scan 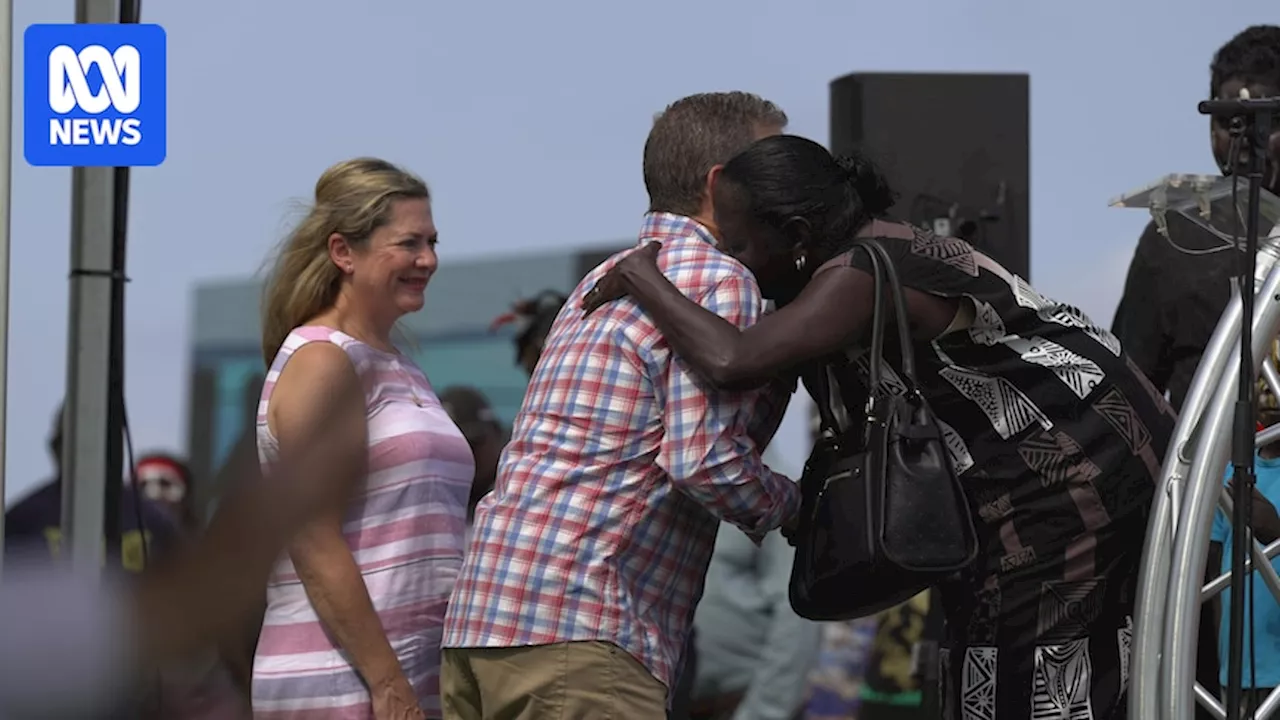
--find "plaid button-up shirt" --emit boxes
[442,213,800,690]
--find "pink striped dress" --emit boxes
[252,326,473,719]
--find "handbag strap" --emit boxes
[812,238,926,436]
[810,237,922,435]
[844,240,890,394]
[808,365,841,438]
[852,238,918,383]
[810,243,886,436]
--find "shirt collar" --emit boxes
[638,212,717,247]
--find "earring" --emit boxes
[345,264,353,273]
[795,255,807,271]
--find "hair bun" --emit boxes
[835,154,896,215]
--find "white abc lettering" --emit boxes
[49,118,142,146]
[47,44,141,115]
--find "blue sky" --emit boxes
[4,0,1277,500]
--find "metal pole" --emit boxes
[105,0,141,568]
[1164,263,1280,720]
[1132,223,1280,718]
[61,0,120,574]
[0,0,13,565]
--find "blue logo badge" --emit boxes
[24,23,167,167]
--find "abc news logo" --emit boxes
[48,44,143,147]
[24,24,167,167]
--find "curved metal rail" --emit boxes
[1132,236,1280,720]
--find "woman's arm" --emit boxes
[594,246,955,388]
[267,343,419,713]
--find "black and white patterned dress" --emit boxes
[814,221,1174,720]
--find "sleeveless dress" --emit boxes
[251,326,474,719]
[814,221,1175,720]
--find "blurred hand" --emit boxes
[781,516,799,546]
[780,490,803,546]
[581,242,662,315]
[371,678,426,720]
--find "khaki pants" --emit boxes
[441,641,667,719]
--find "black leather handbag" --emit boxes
[789,238,979,622]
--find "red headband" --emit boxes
[134,456,188,485]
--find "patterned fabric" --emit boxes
[1114,216,1227,718]
[442,213,799,692]
[252,327,473,719]
[818,221,1175,720]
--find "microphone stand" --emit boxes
[1199,94,1280,719]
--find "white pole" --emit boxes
[62,0,119,574]
[0,0,14,565]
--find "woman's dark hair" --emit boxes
[719,134,896,253]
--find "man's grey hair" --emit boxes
[642,92,787,217]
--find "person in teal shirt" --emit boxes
[1212,458,1280,711]
[1212,346,1280,712]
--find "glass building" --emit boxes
[186,244,625,511]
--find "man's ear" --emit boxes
[706,164,724,198]
[700,164,728,242]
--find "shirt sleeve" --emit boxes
[743,382,792,465]
[1112,223,1174,392]
[731,532,823,720]
[655,274,800,540]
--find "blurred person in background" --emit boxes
[802,617,878,720]
[492,289,570,376]
[4,404,180,574]
[687,448,822,720]
[4,411,186,718]
[129,452,252,718]
[1111,25,1280,710]
[1204,336,1280,714]
[442,92,798,719]
[254,157,474,719]
[209,430,270,708]
[856,592,932,720]
[134,452,200,534]
[439,385,506,542]
[0,382,414,719]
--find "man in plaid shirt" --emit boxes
[441,92,801,719]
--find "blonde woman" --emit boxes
[253,158,474,719]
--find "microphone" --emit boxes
[1198,96,1280,119]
